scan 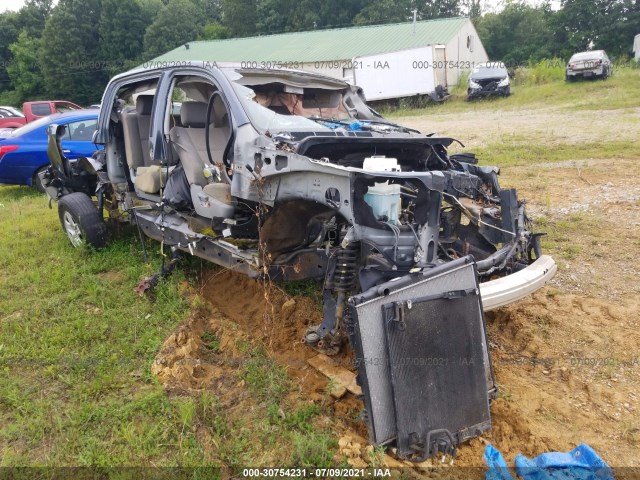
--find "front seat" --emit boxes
[169,97,230,187]
[169,98,234,219]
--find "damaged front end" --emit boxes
[249,126,554,459]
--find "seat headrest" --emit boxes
[136,95,154,116]
[180,101,208,128]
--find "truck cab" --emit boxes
[0,100,82,129]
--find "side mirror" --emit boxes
[91,129,99,144]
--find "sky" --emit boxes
[0,0,26,13]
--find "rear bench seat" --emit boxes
[122,94,172,194]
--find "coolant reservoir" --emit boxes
[362,156,401,224]
[362,156,399,172]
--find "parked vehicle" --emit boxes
[468,61,510,99]
[0,100,82,129]
[0,106,24,119]
[566,50,612,81]
[0,110,100,191]
[43,64,556,459]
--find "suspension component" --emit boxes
[334,242,359,292]
[304,242,360,355]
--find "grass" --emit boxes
[535,211,602,259]
[0,187,206,466]
[466,140,640,168]
[385,67,640,117]
[0,186,336,470]
[280,279,322,302]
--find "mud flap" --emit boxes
[347,256,495,459]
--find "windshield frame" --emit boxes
[229,81,340,134]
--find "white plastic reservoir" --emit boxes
[362,156,401,224]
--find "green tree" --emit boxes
[353,0,413,26]
[7,31,44,102]
[99,0,149,77]
[475,1,557,65]
[558,0,640,56]
[200,23,232,39]
[139,0,165,26]
[255,0,292,34]
[418,0,461,19]
[16,0,53,37]
[461,0,483,18]
[0,12,19,95]
[143,0,204,58]
[255,0,366,34]
[40,0,106,104]
[294,0,368,29]
[221,0,257,37]
[193,0,224,21]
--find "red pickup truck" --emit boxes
[0,100,82,129]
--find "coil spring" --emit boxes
[334,242,359,292]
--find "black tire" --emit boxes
[58,192,107,249]
[32,166,48,193]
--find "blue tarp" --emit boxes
[485,444,515,480]
[485,444,615,480]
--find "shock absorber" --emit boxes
[334,242,360,293]
[332,242,360,340]
[304,242,360,355]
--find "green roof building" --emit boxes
[147,17,488,99]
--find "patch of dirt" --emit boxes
[502,157,640,299]
[151,307,253,408]
[152,106,640,476]
[198,271,367,435]
[485,292,640,468]
[154,267,640,476]
[397,105,640,148]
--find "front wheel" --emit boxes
[58,192,107,249]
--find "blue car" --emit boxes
[0,110,101,192]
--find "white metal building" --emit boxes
[148,17,489,98]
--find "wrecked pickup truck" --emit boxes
[42,64,556,461]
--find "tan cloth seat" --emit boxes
[134,165,174,194]
[122,94,178,194]
[169,97,230,186]
[122,95,154,170]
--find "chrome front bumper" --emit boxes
[479,255,557,311]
